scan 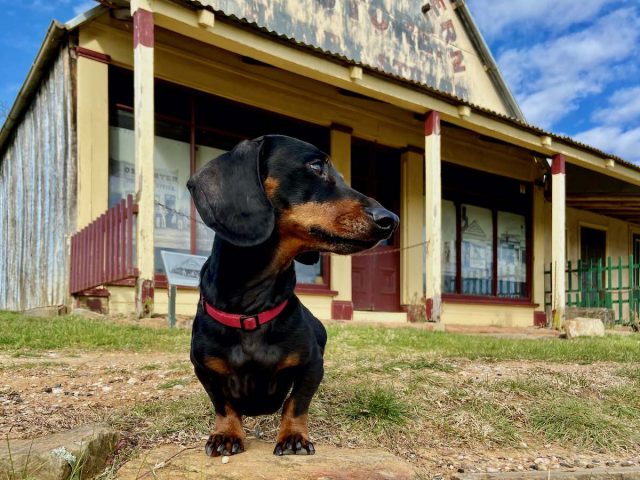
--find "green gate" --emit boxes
[544,256,640,325]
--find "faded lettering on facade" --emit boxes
[206,0,471,100]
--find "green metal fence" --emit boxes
[544,256,640,325]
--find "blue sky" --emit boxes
[0,0,639,163]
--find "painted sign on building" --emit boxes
[206,0,471,100]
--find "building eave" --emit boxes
[452,0,525,121]
[0,4,107,157]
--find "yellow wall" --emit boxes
[80,15,638,328]
[298,294,333,321]
[442,303,533,328]
[154,288,200,316]
[108,285,333,320]
[400,150,425,305]
[76,30,110,228]
[542,202,638,321]
[108,286,136,315]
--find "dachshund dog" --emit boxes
[187,135,399,457]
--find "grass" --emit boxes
[0,312,190,353]
[341,385,410,431]
[2,311,640,462]
[2,312,640,364]
[326,324,640,363]
[157,378,192,389]
[528,398,640,449]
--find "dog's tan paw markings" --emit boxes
[273,434,315,456]
[205,434,244,457]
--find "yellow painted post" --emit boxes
[76,48,109,229]
[425,112,443,327]
[551,154,566,328]
[400,149,425,307]
[330,125,353,320]
[132,0,156,317]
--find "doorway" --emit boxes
[350,139,401,312]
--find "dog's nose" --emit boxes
[365,207,399,232]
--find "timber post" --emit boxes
[424,111,443,327]
[132,0,156,317]
[551,153,566,328]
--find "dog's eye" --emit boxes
[308,160,324,174]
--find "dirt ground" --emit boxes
[2,345,638,477]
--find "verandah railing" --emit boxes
[544,256,640,325]
[70,195,139,294]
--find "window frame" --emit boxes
[441,171,534,306]
[108,68,331,291]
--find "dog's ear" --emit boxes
[295,251,320,265]
[187,138,275,247]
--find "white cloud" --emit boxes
[496,7,640,128]
[591,86,640,125]
[575,125,640,164]
[467,0,610,40]
[74,1,95,16]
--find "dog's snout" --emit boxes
[365,207,399,232]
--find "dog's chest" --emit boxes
[228,334,283,370]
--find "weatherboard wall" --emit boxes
[0,46,76,311]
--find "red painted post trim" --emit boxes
[133,9,154,48]
[126,195,134,275]
[75,47,111,64]
[331,300,354,320]
[552,154,565,175]
[424,111,441,136]
[425,297,434,321]
[119,199,126,278]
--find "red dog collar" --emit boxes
[203,299,289,331]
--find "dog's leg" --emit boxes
[274,360,323,455]
[195,366,245,456]
[205,403,245,457]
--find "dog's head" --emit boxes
[187,135,399,262]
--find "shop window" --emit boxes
[107,66,330,288]
[441,162,531,301]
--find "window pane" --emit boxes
[461,205,493,296]
[108,124,135,208]
[442,200,456,293]
[194,144,227,256]
[108,113,193,275]
[153,123,192,274]
[295,260,324,285]
[498,212,527,298]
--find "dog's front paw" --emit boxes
[205,433,245,457]
[273,433,315,456]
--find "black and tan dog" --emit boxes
[187,135,398,457]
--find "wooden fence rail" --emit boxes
[544,256,640,324]
[70,195,139,294]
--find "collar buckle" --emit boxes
[239,314,259,331]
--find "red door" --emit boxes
[351,139,401,312]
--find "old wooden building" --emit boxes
[2,0,639,327]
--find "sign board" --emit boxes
[205,0,472,101]
[160,251,208,287]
